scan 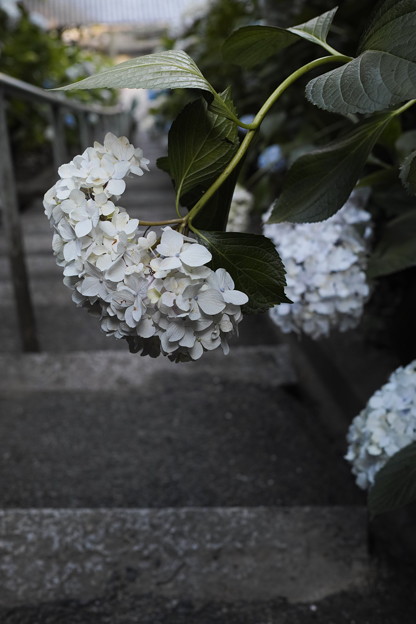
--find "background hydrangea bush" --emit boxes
[263,190,372,339]
[346,360,416,490]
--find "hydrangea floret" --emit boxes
[346,360,416,489]
[262,190,372,339]
[43,132,248,361]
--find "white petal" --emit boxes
[100,221,117,237]
[180,243,211,267]
[75,219,92,238]
[215,267,234,290]
[197,289,226,315]
[105,258,126,282]
[223,289,249,305]
[137,318,156,338]
[96,254,113,271]
[157,228,183,256]
[106,178,126,196]
[63,239,80,262]
[166,322,185,343]
[190,341,204,360]
[79,276,100,297]
[159,256,182,271]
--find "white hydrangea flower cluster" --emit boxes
[346,360,416,489]
[226,184,254,233]
[43,132,248,361]
[262,190,372,339]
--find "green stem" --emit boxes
[187,54,351,227]
[140,218,185,227]
[391,99,416,117]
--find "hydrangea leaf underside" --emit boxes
[367,209,416,278]
[223,8,338,68]
[199,230,289,314]
[400,149,416,194]
[269,114,392,224]
[167,93,239,206]
[54,50,214,93]
[369,442,416,517]
[306,0,416,114]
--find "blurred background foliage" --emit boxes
[0,1,115,172]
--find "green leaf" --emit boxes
[222,8,338,68]
[306,0,416,114]
[289,6,338,47]
[198,230,290,313]
[55,50,214,93]
[367,209,416,278]
[400,150,416,194]
[192,164,242,232]
[358,0,416,60]
[269,113,392,224]
[207,91,243,125]
[156,156,170,174]
[167,93,239,206]
[369,442,416,517]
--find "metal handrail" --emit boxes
[0,72,136,352]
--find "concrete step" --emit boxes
[0,344,294,392]
[0,346,362,508]
[0,507,369,610]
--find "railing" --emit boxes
[0,72,136,352]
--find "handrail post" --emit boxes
[49,103,68,169]
[78,111,91,151]
[0,91,40,352]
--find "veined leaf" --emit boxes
[168,92,239,206]
[269,113,392,224]
[367,209,416,278]
[306,0,416,114]
[289,6,338,47]
[55,50,214,93]
[400,150,416,195]
[369,442,416,517]
[359,0,416,60]
[223,8,338,68]
[198,230,289,313]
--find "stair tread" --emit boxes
[0,506,369,607]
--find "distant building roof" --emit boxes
[23,0,207,27]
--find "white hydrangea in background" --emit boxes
[262,190,372,339]
[44,132,248,362]
[346,361,416,489]
[226,184,254,233]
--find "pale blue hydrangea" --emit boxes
[346,361,416,489]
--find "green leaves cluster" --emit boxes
[223,8,339,68]
[369,442,416,517]
[307,0,416,115]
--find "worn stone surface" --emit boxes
[0,377,362,508]
[0,507,370,608]
[0,344,294,391]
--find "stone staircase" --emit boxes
[0,131,411,622]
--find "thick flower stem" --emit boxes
[186,54,351,228]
